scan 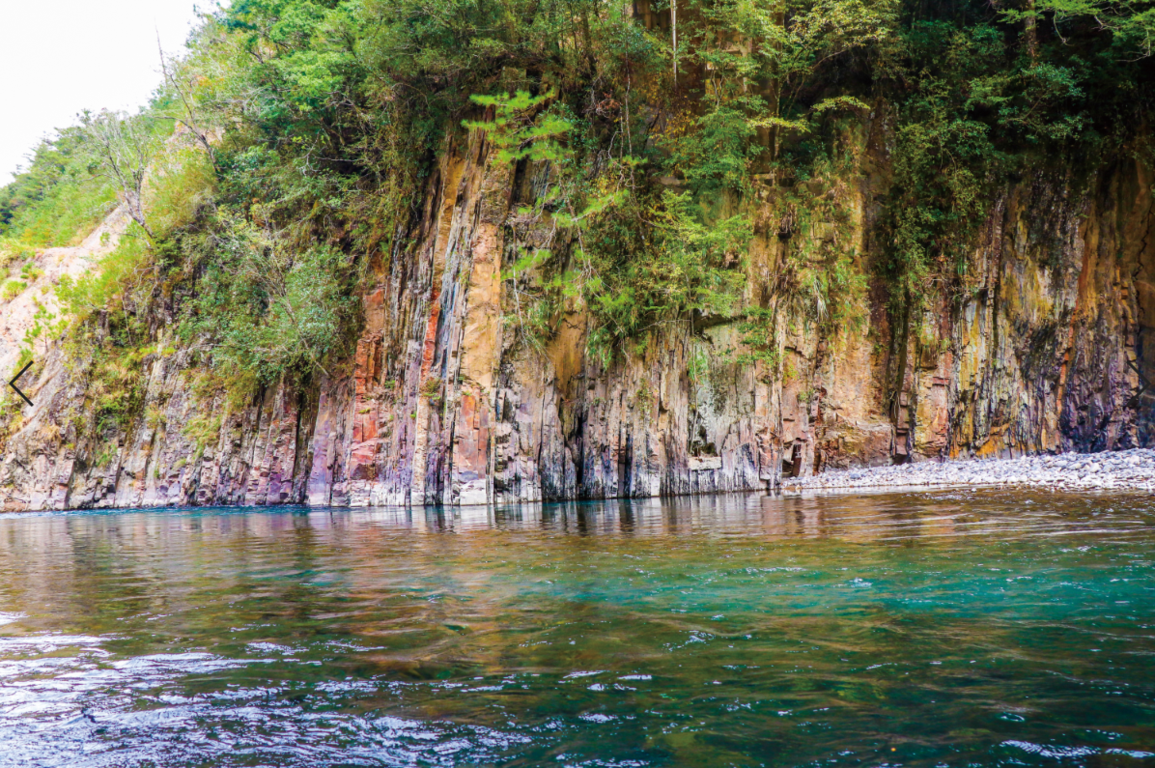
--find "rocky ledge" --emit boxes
[782,449,1155,494]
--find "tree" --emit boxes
[685,0,899,171]
[1002,0,1155,58]
[157,37,218,169]
[80,110,161,239]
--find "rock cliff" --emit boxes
[1,121,1153,510]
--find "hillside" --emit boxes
[0,0,1153,509]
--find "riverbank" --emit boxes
[782,449,1155,494]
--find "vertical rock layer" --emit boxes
[1,128,1152,510]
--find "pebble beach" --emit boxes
[782,449,1155,493]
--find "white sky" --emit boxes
[0,0,210,185]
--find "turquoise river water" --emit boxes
[0,490,1153,767]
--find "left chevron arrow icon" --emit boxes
[8,361,33,407]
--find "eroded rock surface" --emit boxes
[1,125,1153,510]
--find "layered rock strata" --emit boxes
[1,124,1153,510]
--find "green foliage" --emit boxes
[0,126,118,249]
[1,280,26,301]
[666,106,758,193]
[688,348,711,382]
[85,344,151,434]
[20,299,64,363]
[145,142,216,237]
[94,442,119,467]
[78,110,170,240]
[0,240,37,269]
[501,162,752,364]
[0,0,1152,435]
[420,377,444,410]
[736,307,783,375]
[689,0,899,162]
[53,228,159,436]
[180,219,357,386]
[738,152,868,368]
[881,0,1149,314]
[464,90,574,165]
[145,403,167,431]
[635,382,654,413]
[183,412,223,455]
[57,229,153,320]
[589,190,750,335]
[1002,0,1155,59]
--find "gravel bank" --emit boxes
[782,449,1155,493]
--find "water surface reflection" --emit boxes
[0,490,1153,766]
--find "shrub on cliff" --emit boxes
[1,0,1152,398]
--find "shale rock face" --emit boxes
[1,126,1153,510]
[923,160,1155,459]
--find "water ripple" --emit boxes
[0,489,1152,766]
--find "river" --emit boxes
[0,490,1152,766]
